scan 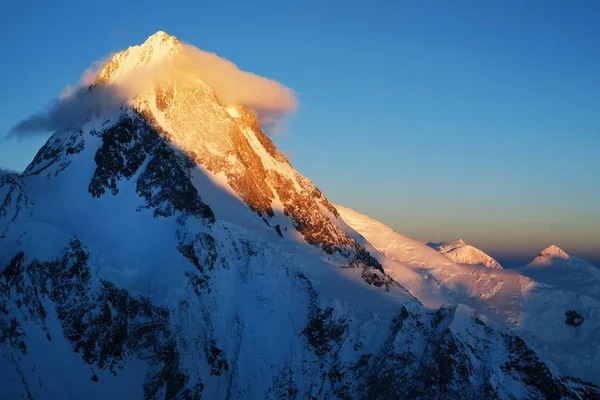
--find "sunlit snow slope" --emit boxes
[427,239,503,269]
[336,204,600,387]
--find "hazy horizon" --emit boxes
[332,202,600,268]
[1,1,598,263]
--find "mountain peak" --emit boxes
[526,245,572,268]
[143,30,180,48]
[96,30,181,84]
[538,245,569,259]
[426,239,503,269]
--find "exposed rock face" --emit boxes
[25,127,86,178]
[0,173,33,238]
[1,240,201,399]
[88,112,162,198]
[565,310,584,327]
[3,237,597,399]
[1,31,598,399]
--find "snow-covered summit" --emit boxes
[96,31,181,84]
[427,239,503,269]
[146,30,179,44]
[527,245,571,267]
[523,244,600,283]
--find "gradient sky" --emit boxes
[0,0,598,264]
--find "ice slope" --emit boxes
[427,239,503,269]
[336,204,600,386]
[1,31,598,399]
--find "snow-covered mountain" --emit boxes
[517,245,600,297]
[336,205,600,392]
[1,32,599,399]
[427,239,503,269]
[527,245,599,275]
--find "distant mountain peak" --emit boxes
[427,239,503,269]
[524,245,600,290]
[538,245,570,259]
[526,245,573,268]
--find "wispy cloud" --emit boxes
[10,35,297,137]
[178,43,298,126]
[9,83,125,137]
[60,54,113,99]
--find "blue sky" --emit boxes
[0,0,598,264]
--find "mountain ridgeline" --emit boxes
[1,32,598,399]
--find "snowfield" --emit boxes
[336,204,600,386]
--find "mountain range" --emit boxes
[1,31,598,400]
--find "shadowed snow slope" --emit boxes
[1,32,599,399]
